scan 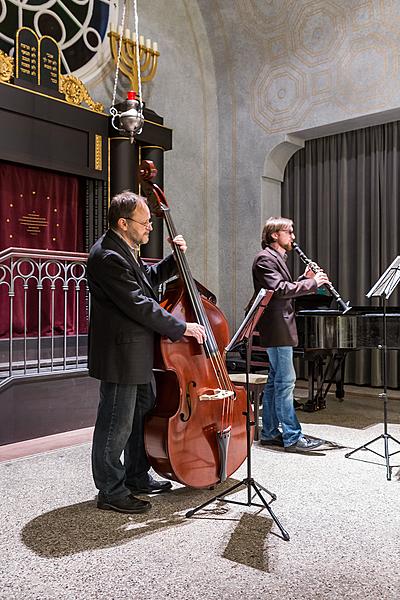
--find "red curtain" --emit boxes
[0,162,86,337]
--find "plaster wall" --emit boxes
[197,0,400,328]
[91,0,219,297]
[91,0,400,331]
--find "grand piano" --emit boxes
[296,295,400,411]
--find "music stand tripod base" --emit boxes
[345,394,400,481]
[185,476,290,541]
[345,259,400,481]
[185,288,290,542]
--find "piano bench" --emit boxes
[228,373,267,441]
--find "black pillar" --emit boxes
[109,137,139,197]
[140,145,164,259]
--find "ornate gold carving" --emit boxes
[59,74,104,113]
[0,50,14,83]
[95,135,102,171]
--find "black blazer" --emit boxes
[87,229,186,384]
[252,246,317,347]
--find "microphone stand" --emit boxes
[186,289,290,542]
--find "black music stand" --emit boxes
[345,256,400,480]
[186,288,290,541]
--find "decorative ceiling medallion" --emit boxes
[289,1,346,67]
[252,63,307,133]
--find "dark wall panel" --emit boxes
[0,109,88,173]
[0,81,108,181]
[0,375,99,446]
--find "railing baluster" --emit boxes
[9,257,14,377]
[23,281,27,375]
[51,282,55,372]
[9,294,13,378]
[75,283,79,368]
[37,260,42,374]
[63,277,68,371]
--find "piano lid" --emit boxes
[296,306,400,349]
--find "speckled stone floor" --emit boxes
[1,393,400,600]
[296,383,400,428]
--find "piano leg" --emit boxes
[334,353,347,400]
[302,355,326,412]
[314,356,326,410]
[302,357,316,412]
[302,352,348,412]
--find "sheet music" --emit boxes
[366,256,400,299]
[226,288,272,352]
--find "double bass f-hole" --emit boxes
[181,380,196,422]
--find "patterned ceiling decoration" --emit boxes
[238,0,290,34]
[247,0,400,134]
[290,2,346,67]
[254,64,307,134]
[334,33,396,113]
[0,0,116,81]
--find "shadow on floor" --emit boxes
[296,390,400,429]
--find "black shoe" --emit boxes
[128,474,172,494]
[260,435,284,447]
[285,435,324,453]
[97,493,151,514]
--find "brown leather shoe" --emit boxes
[97,493,151,514]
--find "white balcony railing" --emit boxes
[0,247,89,389]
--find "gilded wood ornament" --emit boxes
[60,74,104,113]
[0,50,14,83]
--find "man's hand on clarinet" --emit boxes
[184,322,207,344]
[304,262,320,278]
[314,270,330,287]
[303,263,330,287]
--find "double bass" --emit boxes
[139,160,251,489]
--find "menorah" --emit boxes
[108,25,160,92]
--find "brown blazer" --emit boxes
[252,246,317,347]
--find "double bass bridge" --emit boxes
[199,389,235,402]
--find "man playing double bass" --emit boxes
[87,190,206,514]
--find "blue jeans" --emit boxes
[261,346,301,447]
[91,381,154,500]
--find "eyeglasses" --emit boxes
[126,217,153,229]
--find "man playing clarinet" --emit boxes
[252,217,329,452]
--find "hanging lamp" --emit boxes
[109,0,144,143]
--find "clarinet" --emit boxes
[292,242,351,313]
